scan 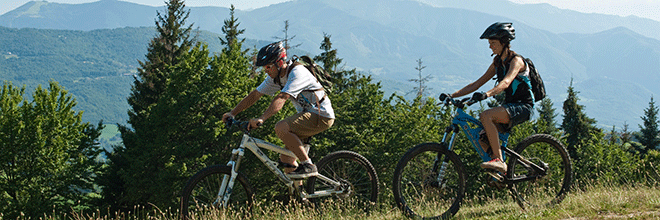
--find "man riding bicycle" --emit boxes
[441,22,534,173]
[222,41,335,179]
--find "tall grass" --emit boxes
[9,184,660,220]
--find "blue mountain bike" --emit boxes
[392,96,573,219]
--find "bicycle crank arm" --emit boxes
[301,189,346,199]
[314,174,343,187]
[503,147,547,174]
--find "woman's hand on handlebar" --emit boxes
[439,93,452,102]
[471,92,487,102]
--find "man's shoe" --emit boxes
[480,158,507,173]
[287,163,318,179]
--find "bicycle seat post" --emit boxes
[302,137,312,154]
[304,144,311,154]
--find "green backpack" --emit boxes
[290,55,334,93]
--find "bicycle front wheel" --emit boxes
[507,134,573,210]
[180,165,253,219]
[392,143,466,219]
[306,150,379,207]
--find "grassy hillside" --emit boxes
[34,184,660,219]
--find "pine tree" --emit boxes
[220,5,246,52]
[407,58,432,98]
[634,96,660,153]
[537,98,559,133]
[609,125,619,144]
[621,121,632,144]
[314,33,345,90]
[125,0,194,125]
[102,0,195,210]
[561,80,599,159]
[314,33,343,75]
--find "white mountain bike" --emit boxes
[180,118,379,219]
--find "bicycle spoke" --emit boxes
[508,134,572,210]
[393,143,465,219]
[307,151,379,208]
[180,165,253,219]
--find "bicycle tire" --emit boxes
[507,134,573,210]
[180,165,254,219]
[306,150,379,207]
[392,143,466,220]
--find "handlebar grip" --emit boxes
[466,99,477,106]
[225,117,236,128]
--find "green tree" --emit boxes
[314,33,345,92]
[100,1,279,208]
[0,81,102,219]
[220,4,246,52]
[125,0,194,126]
[573,131,639,185]
[634,96,660,153]
[101,0,195,210]
[561,80,600,159]
[609,125,619,144]
[537,97,559,133]
[621,121,632,144]
[314,33,343,75]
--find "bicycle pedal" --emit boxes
[289,175,316,180]
[483,168,497,173]
[484,168,506,174]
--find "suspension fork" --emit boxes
[434,125,458,186]
[216,135,249,207]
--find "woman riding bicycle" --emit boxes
[441,22,534,173]
[222,42,335,179]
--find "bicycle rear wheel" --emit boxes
[180,165,253,219]
[507,134,572,210]
[306,150,379,207]
[392,143,466,219]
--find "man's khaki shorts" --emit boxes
[282,112,334,139]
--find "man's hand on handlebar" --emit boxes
[222,112,234,123]
[248,118,264,130]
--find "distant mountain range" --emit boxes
[1,0,659,129]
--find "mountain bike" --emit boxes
[392,96,573,219]
[180,118,379,219]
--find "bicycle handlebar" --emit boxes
[439,96,478,109]
[225,117,262,133]
[225,117,250,132]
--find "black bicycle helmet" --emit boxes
[480,22,515,42]
[255,41,286,67]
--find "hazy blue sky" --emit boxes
[3,0,660,22]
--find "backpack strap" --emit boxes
[513,55,535,103]
[288,57,327,126]
[495,53,535,103]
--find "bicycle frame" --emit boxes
[437,99,547,183]
[442,107,509,162]
[216,133,345,208]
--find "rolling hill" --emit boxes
[1,0,659,129]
